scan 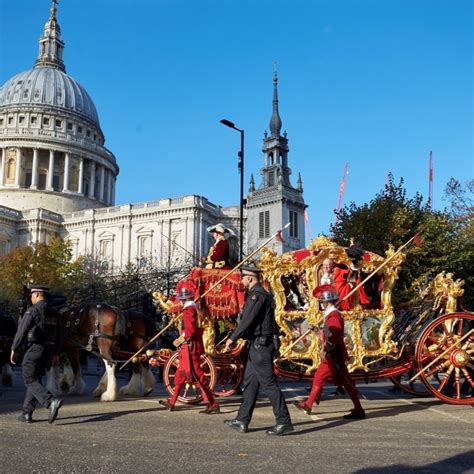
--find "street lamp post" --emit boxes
[220,119,244,261]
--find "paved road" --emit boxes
[1,365,473,473]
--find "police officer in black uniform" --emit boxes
[223,265,293,436]
[10,286,62,423]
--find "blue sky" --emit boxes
[1,0,472,237]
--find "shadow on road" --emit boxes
[57,406,161,425]
[290,399,442,436]
[354,450,474,473]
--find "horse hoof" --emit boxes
[100,392,117,402]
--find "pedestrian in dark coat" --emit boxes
[223,265,293,436]
[10,286,62,423]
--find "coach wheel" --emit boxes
[389,372,431,397]
[213,358,244,397]
[415,312,474,405]
[163,352,217,405]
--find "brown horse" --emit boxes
[48,303,156,401]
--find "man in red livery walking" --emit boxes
[293,285,365,419]
[159,288,220,414]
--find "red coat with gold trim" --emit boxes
[180,302,204,356]
[333,267,369,310]
[205,238,230,269]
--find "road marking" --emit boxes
[370,389,474,424]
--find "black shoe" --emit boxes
[266,423,294,436]
[48,398,62,424]
[224,419,248,433]
[18,413,33,423]
[343,409,366,420]
[159,399,175,411]
[293,400,312,415]
[199,404,220,415]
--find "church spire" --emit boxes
[249,173,255,193]
[269,63,282,137]
[35,0,66,72]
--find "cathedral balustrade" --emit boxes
[0,127,117,167]
[0,205,22,220]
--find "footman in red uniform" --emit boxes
[159,287,220,414]
[293,285,365,419]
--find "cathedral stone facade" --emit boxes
[0,1,305,269]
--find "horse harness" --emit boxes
[63,303,122,352]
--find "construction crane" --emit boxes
[428,151,433,208]
[336,162,349,213]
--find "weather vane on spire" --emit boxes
[50,0,59,18]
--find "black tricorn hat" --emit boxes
[345,243,365,261]
[240,265,263,276]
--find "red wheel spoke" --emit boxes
[461,368,474,388]
[436,366,454,392]
[426,359,450,378]
[454,369,461,399]
[457,318,463,337]
[462,340,474,351]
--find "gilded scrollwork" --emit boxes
[152,239,466,377]
[259,237,406,373]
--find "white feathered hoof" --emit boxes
[93,386,104,398]
[100,389,118,402]
[119,372,142,397]
[143,368,156,396]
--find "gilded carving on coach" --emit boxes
[259,238,406,373]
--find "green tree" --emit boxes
[330,175,473,308]
[442,178,474,309]
[0,238,85,313]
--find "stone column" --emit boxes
[0,148,5,186]
[30,148,39,189]
[47,149,55,190]
[62,152,70,192]
[99,165,105,202]
[78,157,84,194]
[14,148,22,187]
[107,171,113,205]
[89,161,96,199]
[111,177,116,204]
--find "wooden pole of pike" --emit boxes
[276,233,420,361]
[120,223,291,370]
[408,328,473,383]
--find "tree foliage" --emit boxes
[0,238,194,317]
[0,238,85,313]
[330,175,473,309]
